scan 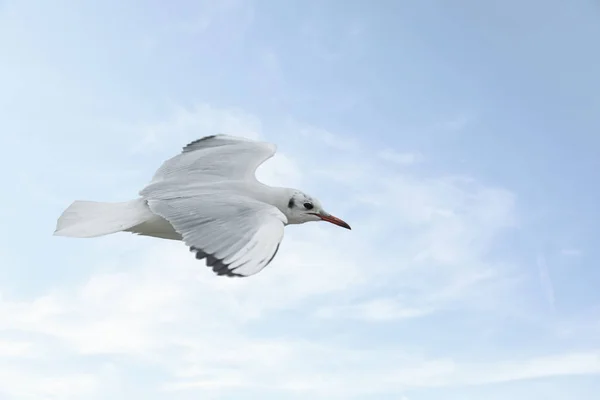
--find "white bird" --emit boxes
[54,135,351,277]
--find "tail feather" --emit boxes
[54,199,152,238]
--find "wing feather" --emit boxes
[147,196,286,277]
[144,134,276,190]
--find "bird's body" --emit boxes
[54,135,350,277]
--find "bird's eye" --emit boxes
[303,202,314,210]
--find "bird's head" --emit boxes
[284,191,351,230]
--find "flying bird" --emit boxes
[54,135,351,277]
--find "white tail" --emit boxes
[54,198,153,238]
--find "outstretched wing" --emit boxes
[139,135,286,277]
[147,195,287,277]
[145,135,276,188]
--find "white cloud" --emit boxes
[0,364,100,400]
[0,338,34,358]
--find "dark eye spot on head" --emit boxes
[303,202,314,210]
[288,198,295,208]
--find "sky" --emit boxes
[1,0,599,399]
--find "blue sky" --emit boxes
[1,0,599,399]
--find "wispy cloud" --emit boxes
[537,252,556,309]
[0,339,34,358]
[170,0,254,36]
[378,149,424,165]
[314,297,434,321]
[129,103,262,155]
[561,248,583,257]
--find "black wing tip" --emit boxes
[190,246,246,278]
[266,244,280,265]
[182,135,218,152]
[190,242,280,279]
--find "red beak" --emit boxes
[314,212,351,230]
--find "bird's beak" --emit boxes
[315,212,351,230]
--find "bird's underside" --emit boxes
[124,200,282,278]
[125,211,183,241]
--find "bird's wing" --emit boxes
[146,195,287,277]
[146,134,276,186]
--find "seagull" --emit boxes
[54,135,351,277]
